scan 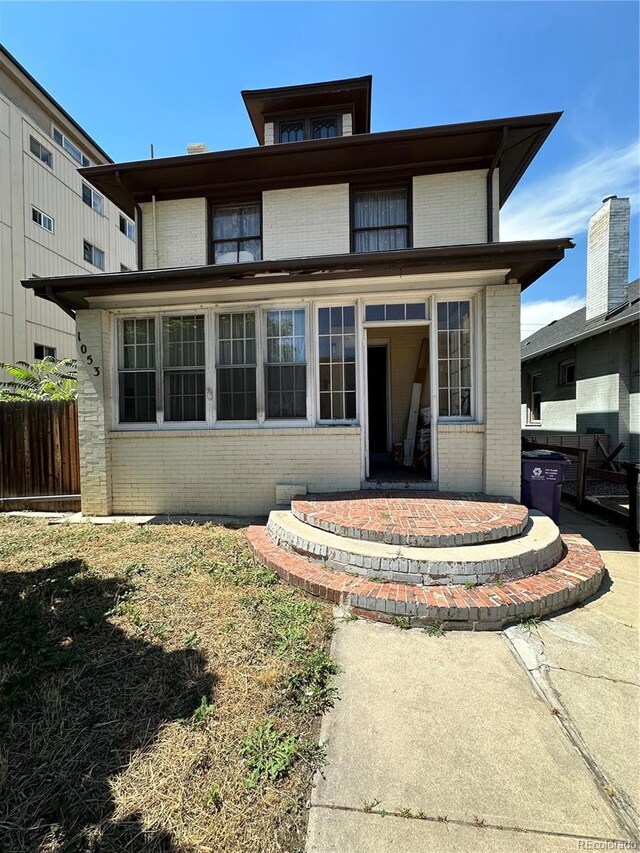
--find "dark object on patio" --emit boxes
[521,450,570,524]
[623,462,639,551]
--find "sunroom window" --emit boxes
[118,318,156,423]
[437,300,472,417]
[162,316,206,422]
[217,312,257,420]
[318,306,356,420]
[265,309,307,419]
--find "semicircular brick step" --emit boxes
[292,492,529,547]
[247,526,605,631]
[266,509,563,586]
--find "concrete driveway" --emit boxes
[306,507,639,852]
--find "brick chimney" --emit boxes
[585,195,630,322]
[187,143,208,155]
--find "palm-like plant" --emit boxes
[0,357,78,401]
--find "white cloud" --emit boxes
[521,295,585,340]
[502,140,640,241]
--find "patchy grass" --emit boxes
[0,517,335,853]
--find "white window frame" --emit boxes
[52,127,90,167]
[32,206,54,234]
[262,304,311,425]
[29,135,53,168]
[213,309,258,425]
[435,295,477,423]
[527,372,542,426]
[558,358,576,386]
[82,182,104,215]
[316,303,358,424]
[119,215,136,241]
[83,240,105,270]
[34,343,56,360]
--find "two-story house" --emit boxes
[0,45,137,365]
[24,76,573,516]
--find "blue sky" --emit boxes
[1,1,638,335]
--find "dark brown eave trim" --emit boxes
[79,112,562,219]
[24,239,574,310]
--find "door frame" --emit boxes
[365,338,392,468]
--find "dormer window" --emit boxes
[278,115,340,143]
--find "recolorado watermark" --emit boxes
[577,842,638,850]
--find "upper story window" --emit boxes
[29,136,53,168]
[527,373,542,424]
[83,240,104,270]
[277,115,340,143]
[53,128,91,166]
[119,215,135,241]
[352,187,410,253]
[34,343,56,360]
[32,206,54,233]
[559,359,576,385]
[212,203,261,264]
[82,182,103,215]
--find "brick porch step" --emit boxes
[246,525,605,631]
[292,491,529,547]
[266,509,563,586]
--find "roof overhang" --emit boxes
[241,76,372,144]
[24,239,574,313]
[78,112,562,220]
[522,307,639,362]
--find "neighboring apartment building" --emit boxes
[25,76,573,516]
[0,45,136,365]
[521,196,639,463]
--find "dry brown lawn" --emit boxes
[0,517,336,853]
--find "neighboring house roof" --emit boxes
[78,111,562,219]
[0,43,113,164]
[521,278,640,362]
[24,238,574,313]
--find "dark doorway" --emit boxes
[367,345,389,459]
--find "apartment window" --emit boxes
[437,300,472,418]
[277,115,340,143]
[212,204,261,264]
[83,240,104,270]
[559,359,576,385]
[528,374,542,424]
[318,306,356,421]
[119,318,156,423]
[162,316,206,422]
[32,206,54,233]
[82,183,103,215]
[34,343,56,360]
[352,188,409,252]
[119,215,135,241]
[265,309,306,419]
[120,264,131,272]
[29,136,53,168]
[53,128,90,166]
[217,312,257,420]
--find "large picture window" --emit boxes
[352,188,409,253]
[437,300,472,418]
[217,312,257,420]
[265,309,307,419]
[318,306,356,421]
[212,204,261,264]
[162,316,206,422]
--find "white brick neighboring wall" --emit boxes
[76,309,112,515]
[109,428,361,515]
[413,170,489,248]
[140,198,207,269]
[484,283,521,498]
[262,184,350,259]
[438,424,484,492]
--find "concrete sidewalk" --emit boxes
[306,507,639,852]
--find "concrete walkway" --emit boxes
[306,507,639,852]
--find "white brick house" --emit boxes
[25,76,573,516]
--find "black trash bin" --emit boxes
[622,462,640,552]
[521,450,570,523]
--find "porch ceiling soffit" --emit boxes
[23,239,573,312]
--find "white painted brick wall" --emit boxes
[264,122,275,145]
[76,309,112,515]
[342,113,353,136]
[109,429,361,515]
[585,197,630,321]
[484,283,521,498]
[262,184,350,259]
[140,198,207,269]
[413,170,488,248]
[438,424,484,492]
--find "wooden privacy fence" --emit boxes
[0,401,80,511]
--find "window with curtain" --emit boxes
[352,188,409,253]
[217,312,257,420]
[437,300,472,417]
[212,204,261,264]
[162,316,205,421]
[119,318,156,423]
[265,309,306,419]
[318,306,356,420]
